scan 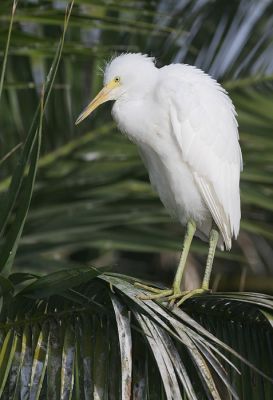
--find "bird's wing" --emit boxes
[161,64,242,249]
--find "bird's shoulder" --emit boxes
[156,63,241,165]
[157,64,229,108]
[158,63,215,91]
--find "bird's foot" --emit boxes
[134,282,210,307]
[134,282,173,300]
[169,287,210,307]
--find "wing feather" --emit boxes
[162,64,242,249]
[193,172,232,249]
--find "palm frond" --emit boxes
[1,270,273,399]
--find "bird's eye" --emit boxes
[114,76,121,83]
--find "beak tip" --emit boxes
[75,115,84,125]
[75,83,109,126]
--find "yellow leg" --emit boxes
[135,220,196,301]
[135,225,219,306]
[172,219,196,294]
[175,228,219,306]
[202,229,219,290]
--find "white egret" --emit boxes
[76,53,242,305]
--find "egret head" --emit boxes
[75,53,157,125]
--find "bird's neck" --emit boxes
[111,71,159,143]
[112,96,152,144]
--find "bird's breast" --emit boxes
[112,97,168,147]
[112,96,210,232]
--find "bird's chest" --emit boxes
[112,98,168,149]
[111,97,207,225]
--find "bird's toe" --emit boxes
[134,281,211,305]
[176,288,210,307]
[134,282,172,300]
[137,289,173,300]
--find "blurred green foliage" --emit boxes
[0,0,273,287]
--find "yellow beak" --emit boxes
[75,79,118,125]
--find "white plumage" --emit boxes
[76,53,243,303]
[107,54,242,250]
